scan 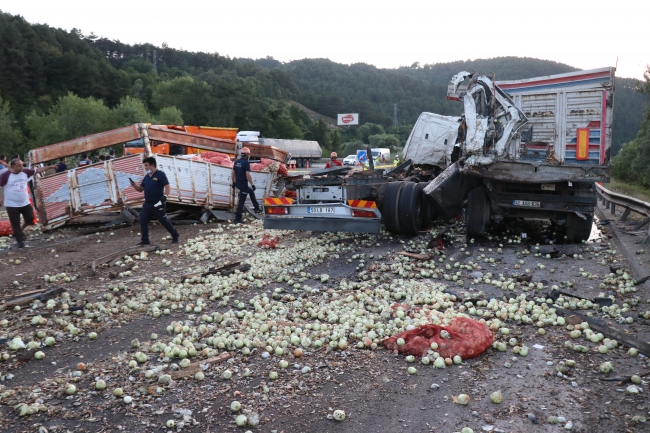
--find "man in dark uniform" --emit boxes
[232,147,262,223]
[130,156,179,245]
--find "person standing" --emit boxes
[324,152,343,169]
[130,157,179,245]
[0,154,8,170]
[108,149,116,160]
[79,153,92,167]
[231,147,262,224]
[55,157,68,173]
[0,158,56,247]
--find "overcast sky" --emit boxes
[1,0,646,79]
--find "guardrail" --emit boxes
[595,183,650,243]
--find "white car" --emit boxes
[343,155,358,165]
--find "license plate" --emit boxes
[541,183,555,191]
[308,207,335,214]
[513,200,541,207]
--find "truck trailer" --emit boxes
[264,67,615,242]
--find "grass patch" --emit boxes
[606,178,650,203]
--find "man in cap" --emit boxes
[232,147,262,224]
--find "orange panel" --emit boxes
[576,128,589,160]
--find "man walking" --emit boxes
[0,158,56,247]
[129,156,179,245]
[232,147,262,223]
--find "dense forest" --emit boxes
[0,10,647,166]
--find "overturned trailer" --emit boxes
[28,123,290,230]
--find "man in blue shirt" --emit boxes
[231,147,262,223]
[55,158,68,173]
[130,156,179,245]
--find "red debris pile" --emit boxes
[383,316,494,359]
[261,158,288,176]
[282,190,297,198]
[258,235,279,249]
[0,220,12,236]
[200,152,234,168]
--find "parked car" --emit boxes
[343,155,359,165]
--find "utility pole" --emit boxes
[393,104,398,127]
[153,49,157,72]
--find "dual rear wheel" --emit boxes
[382,182,430,235]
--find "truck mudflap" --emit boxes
[263,200,381,233]
[422,162,481,221]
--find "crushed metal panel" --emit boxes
[234,171,276,209]
[156,156,209,205]
[37,171,71,224]
[210,164,234,209]
[113,154,145,206]
[403,113,461,167]
[147,126,290,163]
[28,125,142,164]
[72,162,114,213]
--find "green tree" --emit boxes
[155,106,184,125]
[271,116,303,139]
[25,92,112,147]
[611,66,650,187]
[0,96,25,157]
[306,118,332,151]
[330,130,342,153]
[369,133,400,151]
[151,77,216,126]
[111,96,152,127]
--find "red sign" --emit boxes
[341,114,355,124]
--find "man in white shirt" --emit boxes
[0,158,56,247]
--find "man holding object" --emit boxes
[0,158,56,248]
[130,157,179,245]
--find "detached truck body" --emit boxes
[410,67,614,241]
[264,67,615,241]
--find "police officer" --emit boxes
[130,156,179,245]
[232,147,262,223]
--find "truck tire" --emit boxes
[565,212,593,243]
[382,182,405,234]
[466,187,490,237]
[398,182,424,235]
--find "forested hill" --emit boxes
[0,10,646,159]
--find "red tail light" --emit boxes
[265,206,289,215]
[352,210,376,218]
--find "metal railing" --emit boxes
[595,183,650,243]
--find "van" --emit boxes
[371,148,390,163]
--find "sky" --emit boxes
[0,0,647,79]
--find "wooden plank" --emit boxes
[554,307,650,357]
[397,251,432,260]
[80,222,130,235]
[4,286,66,308]
[170,352,232,380]
[180,260,239,281]
[91,245,159,273]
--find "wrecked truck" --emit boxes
[27,123,290,230]
[264,67,614,241]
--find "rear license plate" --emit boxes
[308,207,335,214]
[513,200,541,207]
